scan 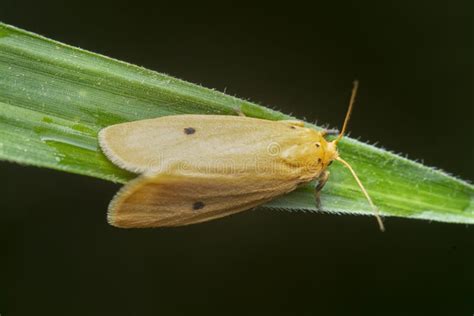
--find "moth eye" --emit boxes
[315,142,321,148]
[318,158,322,164]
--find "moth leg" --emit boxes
[321,129,339,137]
[315,170,330,209]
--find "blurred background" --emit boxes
[1,1,473,315]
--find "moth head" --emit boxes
[315,138,339,168]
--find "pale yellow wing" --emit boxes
[108,171,299,228]
[98,115,323,176]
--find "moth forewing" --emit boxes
[98,115,328,177]
[107,171,303,228]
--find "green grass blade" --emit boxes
[0,22,472,224]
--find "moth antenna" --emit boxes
[335,80,359,144]
[336,157,385,232]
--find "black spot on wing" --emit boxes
[184,127,196,135]
[193,201,205,210]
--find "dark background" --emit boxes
[1,1,473,315]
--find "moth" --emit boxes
[99,81,384,230]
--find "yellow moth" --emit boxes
[99,81,385,230]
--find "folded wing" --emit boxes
[98,115,311,174]
[108,171,299,228]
